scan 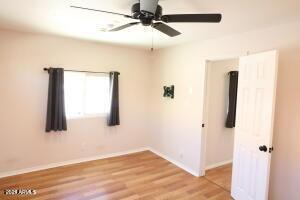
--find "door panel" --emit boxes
[231,50,278,200]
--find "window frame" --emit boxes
[64,71,110,120]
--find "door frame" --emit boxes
[199,50,278,199]
[199,58,239,176]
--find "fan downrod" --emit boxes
[131,3,162,26]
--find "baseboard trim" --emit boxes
[0,147,149,179]
[205,160,233,170]
[148,148,200,177]
[0,147,201,179]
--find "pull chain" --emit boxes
[151,27,154,52]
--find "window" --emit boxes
[64,72,110,119]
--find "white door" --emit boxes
[231,50,278,200]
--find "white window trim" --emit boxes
[64,72,110,120]
[67,113,108,120]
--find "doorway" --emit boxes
[200,50,278,200]
[202,58,239,192]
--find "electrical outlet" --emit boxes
[4,157,18,164]
[96,145,105,151]
[179,150,184,159]
[81,142,86,150]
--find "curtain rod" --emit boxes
[43,68,113,74]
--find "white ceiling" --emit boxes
[0,0,299,49]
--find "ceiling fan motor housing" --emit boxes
[140,0,159,15]
[131,3,162,26]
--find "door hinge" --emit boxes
[269,147,274,153]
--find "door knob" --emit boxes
[259,145,268,152]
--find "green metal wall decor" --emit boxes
[163,85,174,99]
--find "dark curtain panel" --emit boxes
[46,68,67,132]
[107,71,120,126]
[226,71,239,128]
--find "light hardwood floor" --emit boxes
[0,151,232,200]
[205,164,232,192]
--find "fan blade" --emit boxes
[109,22,140,31]
[70,6,132,18]
[152,22,181,37]
[161,14,222,23]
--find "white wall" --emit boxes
[150,21,300,200]
[0,30,151,173]
[149,49,206,175]
[205,59,238,168]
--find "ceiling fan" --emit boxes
[71,0,222,37]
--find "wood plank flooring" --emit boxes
[0,151,232,200]
[205,164,232,192]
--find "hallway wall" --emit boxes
[205,59,238,169]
